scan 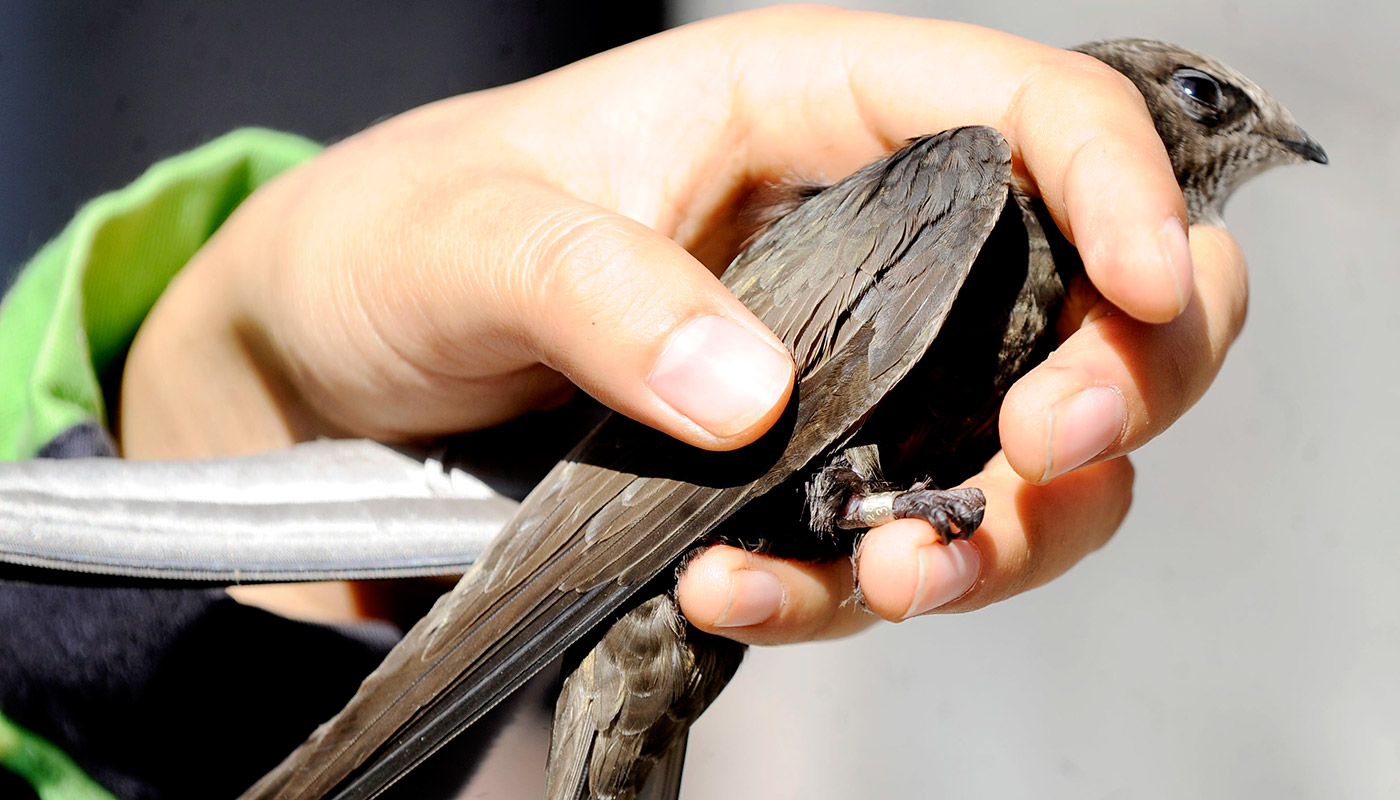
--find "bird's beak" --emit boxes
[1278,129,1328,164]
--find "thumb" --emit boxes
[483,182,795,451]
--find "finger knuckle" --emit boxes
[1059,49,1145,104]
[1007,55,1159,216]
[1099,314,1201,432]
[755,3,842,22]
[1011,51,1146,129]
[523,209,650,334]
[1161,324,1205,409]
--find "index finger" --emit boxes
[724,8,1193,324]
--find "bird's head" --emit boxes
[1073,38,1327,226]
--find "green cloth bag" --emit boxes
[0,129,321,796]
[0,128,321,460]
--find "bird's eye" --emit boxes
[1172,68,1226,120]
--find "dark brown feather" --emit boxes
[240,127,1014,800]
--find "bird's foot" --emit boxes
[838,483,985,543]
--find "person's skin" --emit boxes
[118,7,1248,645]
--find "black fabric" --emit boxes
[35,421,118,459]
[3,421,409,799]
[0,767,41,800]
[0,581,399,799]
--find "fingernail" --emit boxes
[1042,386,1126,481]
[648,315,793,439]
[1161,217,1194,315]
[904,539,980,618]
[713,569,784,628]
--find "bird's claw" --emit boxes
[890,485,986,543]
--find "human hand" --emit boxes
[120,7,1248,643]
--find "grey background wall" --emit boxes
[674,2,1399,798]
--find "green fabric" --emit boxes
[0,711,117,800]
[0,128,322,461]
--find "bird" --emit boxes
[240,39,1327,800]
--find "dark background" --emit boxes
[0,1,665,290]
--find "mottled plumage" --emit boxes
[241,40,1324,800]
[1074,39,1327,225]
[246,124,1013,800]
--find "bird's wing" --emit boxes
[240,126,1013,800]
[543,595,742,800]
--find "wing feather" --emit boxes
[240,127,1012,800]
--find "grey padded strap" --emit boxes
[0,439,519,582]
